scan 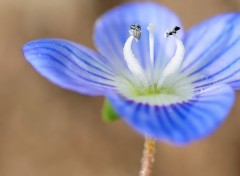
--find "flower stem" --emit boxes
[139,137,156,176]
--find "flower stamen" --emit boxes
[158,26,185,86]
[123,25,148,86]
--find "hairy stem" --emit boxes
[139,137,156,176]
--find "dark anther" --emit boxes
[165,26,181,37]
[130,24,141,41]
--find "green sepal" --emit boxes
[102,99,120,122]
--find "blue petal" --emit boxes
[181,13,240,90]
[23,39,115,95]
[94,2,183,74]
[107,84,235,144]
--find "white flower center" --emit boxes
[116,23,194,105]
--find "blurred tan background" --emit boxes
[0,0,240,176]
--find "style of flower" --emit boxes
[22,2,240,145]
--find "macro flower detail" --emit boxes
[22,2,240,144]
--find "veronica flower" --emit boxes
[22,2,240,145]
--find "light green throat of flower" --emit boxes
[134,84,175,97]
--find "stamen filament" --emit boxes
[158,34,185,86]
[123,35,148,86]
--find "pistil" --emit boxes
[147,23,156,86]
[147,23,155,68]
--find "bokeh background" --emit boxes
[0,0,240,175]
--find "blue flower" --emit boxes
[22,2,240,145]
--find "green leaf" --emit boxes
[102,99,120,122]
